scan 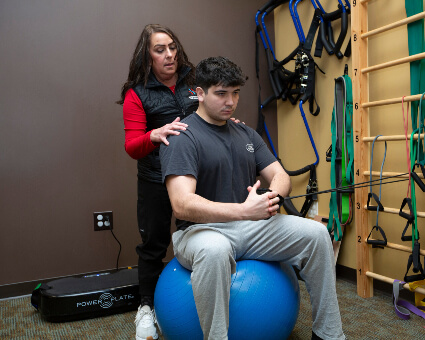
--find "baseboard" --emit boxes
[336,264,416,303]
[336,263,357,282]
[0,281,41,300]
[2,263,417,304]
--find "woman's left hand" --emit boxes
[230,117,245,124]
[151,117,188,145]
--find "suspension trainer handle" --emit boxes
[315,0,349,58]
[259,0,288,13]
[332,10,348,59]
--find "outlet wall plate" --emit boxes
[93,211,113,231]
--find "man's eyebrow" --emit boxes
[214,89,240,94]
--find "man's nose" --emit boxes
[225,95,234,106]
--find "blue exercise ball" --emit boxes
[154,258,300,340]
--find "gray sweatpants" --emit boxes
[172,214,345,340]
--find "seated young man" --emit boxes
[159,56,345,340]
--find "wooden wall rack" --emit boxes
[352,0,425,298]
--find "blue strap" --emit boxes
[299,101,319,165]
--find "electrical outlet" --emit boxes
[93,211,113,231]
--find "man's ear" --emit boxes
[196,86,205,102]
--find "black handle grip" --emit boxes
[259,0,278,13]
[333,12,348,59]
[322,7,343,21]
[401,220,413,242]
[366,192,384,211]
[399,197,414,222]
[411,171,425,192]
[367,239,387,246]
[261,95,276,109]
[284,163,314,176]
[367,225,387,247]
[405,273,425,282]
[320,21,334,55]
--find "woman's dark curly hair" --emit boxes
[116,24,195,105]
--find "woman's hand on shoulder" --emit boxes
[230,117,245,124]
[151,117,188,146]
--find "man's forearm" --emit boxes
[267,168,292,198]
[166,175,281,223]
[171,193,247,223]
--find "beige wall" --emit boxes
[275,0,425,282]
[275,0,355,268]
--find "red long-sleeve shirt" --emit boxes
[122,86,176,159]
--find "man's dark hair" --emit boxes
[196,56,247,92]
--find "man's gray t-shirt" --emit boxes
[160,113,277,230]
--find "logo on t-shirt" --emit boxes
[188,88,198,100]
[246,144,254,153]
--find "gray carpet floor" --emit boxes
[1,277,424,339]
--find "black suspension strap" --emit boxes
[255,0,320,217]
[276,0,324,115]
[312,0,351,59]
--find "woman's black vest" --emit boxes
[132,67,199,183]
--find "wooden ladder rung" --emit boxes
[363,205,425,218]
[366,271,425,295]
[362,52,425,74]
[362,94,425,108]
[364,171,424,179]
[362,11,425,39]
[363,134,425,142]
[367,239,425,256]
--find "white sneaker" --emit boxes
[135,305,158,340]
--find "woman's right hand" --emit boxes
[150,117,188,145]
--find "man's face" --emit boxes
[196,85,240,125]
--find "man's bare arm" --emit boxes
[256,161,292,198]
[165,175,281,223]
